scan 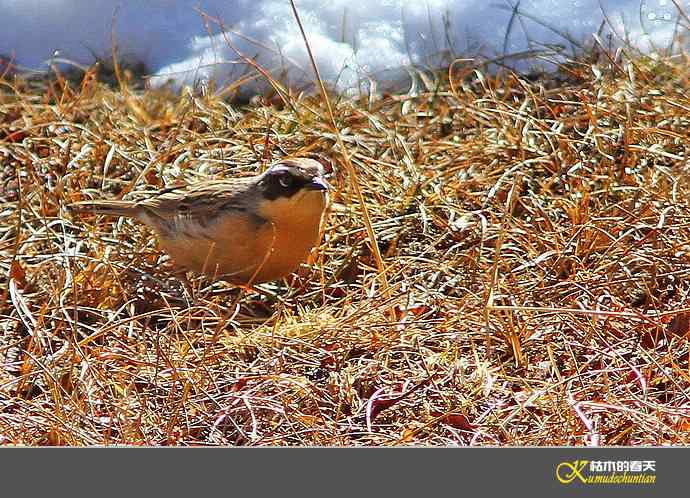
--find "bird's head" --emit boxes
[256,158,330,226]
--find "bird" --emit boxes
[68,158,330,284]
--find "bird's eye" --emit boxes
[278,174,293,188]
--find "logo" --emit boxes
[556,459,656,485]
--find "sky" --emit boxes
[0,1,687,95]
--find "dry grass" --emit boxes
[1,47,689,446]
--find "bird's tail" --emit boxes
[67,199,140,218]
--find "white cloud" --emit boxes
[1,0,686,94]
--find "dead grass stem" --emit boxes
[0,45,689,445]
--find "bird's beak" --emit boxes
[305,177,330,191]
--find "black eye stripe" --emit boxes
[262,169,310,200]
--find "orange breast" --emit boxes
[156,192,326,283]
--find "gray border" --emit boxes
[0,447,683,496]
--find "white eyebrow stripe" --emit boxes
[269,165,292,174]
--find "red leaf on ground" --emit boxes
[231,377,250,391]
[5,130,27,142]
[367,392,400,421]
[432,411,476,431]
[10,260,26,288]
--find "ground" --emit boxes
[0,50,689,445]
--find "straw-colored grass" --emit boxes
[1,47,689,445]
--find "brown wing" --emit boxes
[135,177,262,236]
